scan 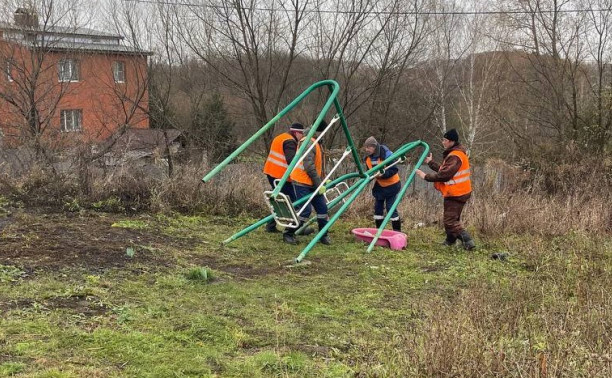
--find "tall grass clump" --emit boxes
[1,152,610,236]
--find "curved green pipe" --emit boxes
[271,81,341,197]
[294,174,373,263]
[222,172,364,244]
[203,80,340,183]
[366,141,430,252]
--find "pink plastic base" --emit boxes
[351,228,408,250]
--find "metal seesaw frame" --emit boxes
[201,80,430,263]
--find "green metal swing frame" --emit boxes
[202,79,430,263]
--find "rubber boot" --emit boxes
[392,219,402,232]
[375,219,383,229]
[442,233,457,246]
[458,230,476,250]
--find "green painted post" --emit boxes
[294,175,372,263]
[366,141,430,252]
[202,79,432,262]
[222,215,273,245]
[334,97,366,177]
[223,172,363,244]
[271,81,340,197]
[203,80,340,183]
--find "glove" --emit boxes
[318,185,327,195]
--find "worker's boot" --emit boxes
[317,218,331,245]
[392,219,402,232]
[265,219,279,233]
[319,234,332,245]
[375,219,383,229]
[297,226,315,236]
[283,222,301,245]
[458,230,476,250]
[282,232,298,245]
[442,233,457,246]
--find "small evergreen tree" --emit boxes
[191,92,236,163]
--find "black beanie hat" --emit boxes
[315,119,328,132]
[289,123,304,131]
[443,128,459,142]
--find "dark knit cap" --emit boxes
[443,128,459,142]
[289,123,304,131]
[315,119,328,132]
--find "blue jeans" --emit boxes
[294,184,328,236]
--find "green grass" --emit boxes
[1,213,611,376]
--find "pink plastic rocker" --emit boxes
[351,228,408,250]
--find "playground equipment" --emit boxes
[202,80,430,263]
[352,228,408,251]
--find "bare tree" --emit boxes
[494,0,590,155]
[419,0,472,141]
[306,0,401,147]
[362,0,430,146]
[582,0,612,152]
[0,0,86,161]
[175,0,309,150]
[452,12,505,156]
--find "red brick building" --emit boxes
[0,8,151,148]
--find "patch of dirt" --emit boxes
[0,216,13,231]
[219,263,284,279]
[0,295,108,317]
[0,299,34,314]
[0,210,197,272]
[204,256,327,280]
[0,208,327,280]
[44,294,109,316]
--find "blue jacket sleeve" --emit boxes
[379,146,398,179]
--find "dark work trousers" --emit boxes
[267,175,297,230]
[443,193,471,237]
[373,182,400,221]
[294,184,329,236]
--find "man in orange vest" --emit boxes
[286,121,331,246]
[263,123,305,233]
[363,137,402,232]
[415,129,476,250]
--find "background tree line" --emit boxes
[134,0,611,162]
[2,0,611,195]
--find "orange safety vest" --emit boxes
[290,138,322,186]
[365,155,401,187]
[263,132,294,179]
[434,150,472,197]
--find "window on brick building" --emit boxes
[58,59,79,82]
[60,109,82,132]
[113,61,125,83]
[5,59,14,82]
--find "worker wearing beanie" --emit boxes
[415,128,476,250]
[287,119,331,245]
[262,123,305,233]
[363,136,402,232]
